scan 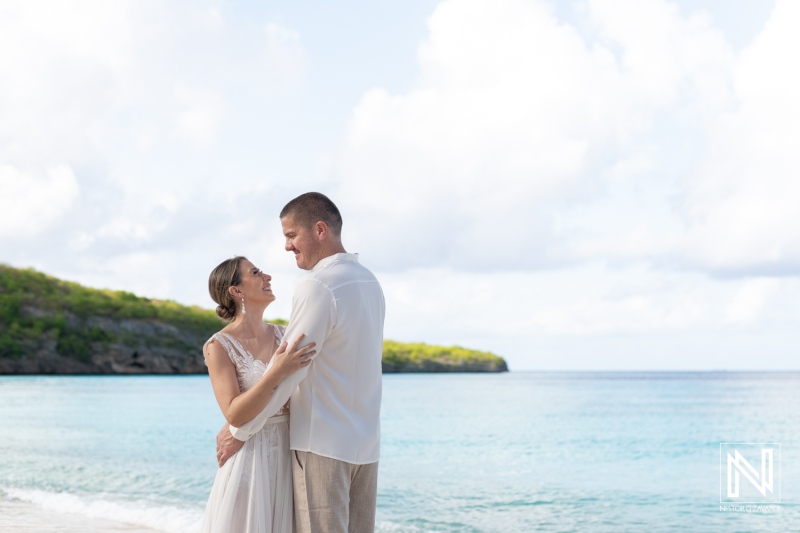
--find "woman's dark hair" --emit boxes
[208,256,246,322]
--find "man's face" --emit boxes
[281,215,322,270]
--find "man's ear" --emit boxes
[314,221,329,240]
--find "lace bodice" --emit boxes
[205,323,289,417]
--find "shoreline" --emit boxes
[0,488,410,533]
[0,491,165,533]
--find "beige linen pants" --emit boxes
[292,451,378,533]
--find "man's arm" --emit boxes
[228,278,336,441]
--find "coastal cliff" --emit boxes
[0,265,508,374]
[381,340,508,373]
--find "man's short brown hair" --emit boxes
[280,192,343,236]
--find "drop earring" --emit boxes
[241,297,246,315]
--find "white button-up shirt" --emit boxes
[231,253,385,464]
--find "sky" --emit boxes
[1,0,798,371]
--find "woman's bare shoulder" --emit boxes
[204,335,232,365]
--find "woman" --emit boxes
[201,256,315,533]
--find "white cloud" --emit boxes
[588,0,734,113]
[0,1,132,161]
[332,0,798,284]
[378,262,800,369]
[724,277,780,325]
[318,0,800,368]
[0,0,309,277]
[335,0,734,272]
[262,23,307,95]
[0,165,79,237]
[174,85,227,145]
[681,0,800,274]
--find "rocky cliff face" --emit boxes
[1,308,511,374]
[1,309,511,375]
[381,358,508,373]
[0,307,208,374]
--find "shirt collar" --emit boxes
[311,252,359,272]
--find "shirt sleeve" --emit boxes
[230,277,336,441]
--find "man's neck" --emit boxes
[309,242,347,270]
[319,241,347,260]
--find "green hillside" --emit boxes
[0,264,224,362]
[381,340,507,372]
[0,264,507,374]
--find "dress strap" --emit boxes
[207,333,248,367]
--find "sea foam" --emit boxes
[3,487,203,533]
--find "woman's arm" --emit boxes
[205,334,315,428]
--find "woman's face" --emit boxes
[231,259,275,307]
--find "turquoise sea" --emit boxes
[0,372,798,532]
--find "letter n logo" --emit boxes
[720,443,780,503]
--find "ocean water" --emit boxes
[0,372,798,532]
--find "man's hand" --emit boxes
[216,423,244,467]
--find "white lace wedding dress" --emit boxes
[201,323,294,533]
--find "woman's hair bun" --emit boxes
[215,304,236,321]
[208,256,247,323]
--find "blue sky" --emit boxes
[1,0,798,371]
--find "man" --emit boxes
[216,192,386,533]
